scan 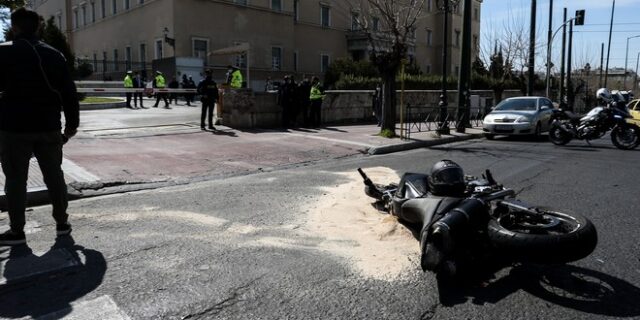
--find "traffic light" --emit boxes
[575,10,585,26]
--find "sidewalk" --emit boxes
[0,102,484,207]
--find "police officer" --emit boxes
[197,69,219,130]
[0,8,79,245]
[230,66,243,89]
[133,71,145,108]
[309,77,325,128]
[124,70,135,109]
[153,70,170,109]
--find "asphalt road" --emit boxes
[1,136,639,320]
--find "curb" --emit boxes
[80,102,126,110]
[367,133,484,155]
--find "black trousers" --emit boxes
[201,99,215,128]
[310,99,322,127]
[133,92,144,107]
[0,131,69,232]
[154,93,169,107]
[126,92,132,107]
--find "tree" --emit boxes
[348,0,425,136]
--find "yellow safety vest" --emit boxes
[310,84,324,101]
[155,75,166,88]
[231,70,243,88]
[124,75,133,88]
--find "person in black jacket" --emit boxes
[197,69,219,130]
[133,71,145,108]
[0,8,80,245]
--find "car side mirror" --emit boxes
[541,106,551,110]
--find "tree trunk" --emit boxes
[381,71,397,135]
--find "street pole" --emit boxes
[527,0,537,96]
[456,0,472,133]
[605,0,616,88]
[560,8,567,106]
[599,42,604,87]
[567,20,574,111]
[624,35,640,90]
[635,52,640,92]
[437,1,453,135]
[546,0,553,98]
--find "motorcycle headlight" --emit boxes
[515,116,531,123]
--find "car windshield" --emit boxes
[494,99,537,111]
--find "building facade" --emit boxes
[31,0,482,87]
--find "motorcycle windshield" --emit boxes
[581,107,603,122]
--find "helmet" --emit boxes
[428,160,466,196]
[596,88,612,103]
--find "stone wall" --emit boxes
[220,89,529,129]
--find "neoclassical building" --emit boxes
[31,0,482,86]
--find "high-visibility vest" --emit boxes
[310,84,324,101]
[123,75,133,88]
[155,75,166,88]
[230,70,243,88]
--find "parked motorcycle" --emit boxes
[358,163,598,277]
[548,103,640,150]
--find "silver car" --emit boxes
[483,97,554,139]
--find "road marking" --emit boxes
[35,295,131,320]
[0,249,79,285]
[62,158,100,182]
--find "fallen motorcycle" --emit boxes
[548,103,640,150]
[358,161,598,277]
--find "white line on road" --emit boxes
[62,159,100,182]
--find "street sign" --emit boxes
[575,10,585,26]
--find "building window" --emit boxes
[101,0,106,18]
[125,46,132,70]
[427,0,432,12]
[455,66,459,76]
[293,50,298,72]
[474,7,479,21]
[139,0,143,4]
[155,39,163,59]
[124,0,130,10]
[321,54,330,73]
[271,0,281,11]
[455,30,461,47]
[112,0,117,14]
[293,0,299,22]
[90,1,95,22]
[140,43,146,70]
[193,39,208,59]
[321,5,330,28]
[351,12,360,31]
[272,47,282,70]
[81,4,86,26]
[426,29,432,46]
[372,17,379,31]
[426,65,431,74]
[114,49,119,70]
[73,8,78,28]
[234,0,247,5]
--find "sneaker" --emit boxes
[0,229,26,246]
[56,223,72,236]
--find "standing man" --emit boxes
[309,77,325,128]
[297,78,311,127]
[153,70,170,109]
[230,66,243,89]
[133,71,145,108]
[168,76,179,105]
[124,70,135,109]
[197,69,219,130]
[0,8,79,245]
[278,75,295,128]
[186,76,196,106]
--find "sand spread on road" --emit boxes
[305,167,420,281]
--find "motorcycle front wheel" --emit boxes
[487,208,597,264]
[610,125,640,150]
[548,125,572,145]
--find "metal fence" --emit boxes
[398,104,485,140]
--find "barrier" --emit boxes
[76,88,198,93]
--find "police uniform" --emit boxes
[197,72,219,129]
[153,71,170,108]
[124,71,134,108]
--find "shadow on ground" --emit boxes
[0,236,106,318]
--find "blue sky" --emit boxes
[481,0,640,71]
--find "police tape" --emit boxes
[76,88,199,93]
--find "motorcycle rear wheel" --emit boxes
[487,208,597,264]
[548,125,572,145]
[611,125,640,150]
